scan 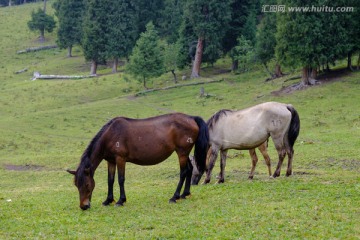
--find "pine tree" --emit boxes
[54,0,85,57]
[164,42,181,83]
[106,0,138,73]
[27,8,56,42]
[276,0,349,85]
[82,0,109,74]
[127,22,164,89]
[184,0,231,78]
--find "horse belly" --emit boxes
[127,150,173,165]
[213,127,268,150]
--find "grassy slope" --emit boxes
[0,2,359,239]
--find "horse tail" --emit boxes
[286,105,300,150]
[192,116,209,173]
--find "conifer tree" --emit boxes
[184,0,231,78]
[54,0,85,57]
[127,22,164,89]
[27,8,56,42]
[106,0,138,73]
[82,0,109,74]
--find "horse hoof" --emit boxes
[216,179,224,184]
[115,201,124,207]
[202,180,210,185]
[248,176,254,180]
[102,199,114,206]
[169,198,177,204]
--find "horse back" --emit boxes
[209,102,292,150]
[99,114,199,165]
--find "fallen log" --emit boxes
[15,68,28,74]
[32,72,96,81]
[135,79,224,96]
[17,45,58,54]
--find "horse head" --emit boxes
[67,166,95,210]
[189,156,204,185]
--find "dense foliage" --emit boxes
[45,0,360,84]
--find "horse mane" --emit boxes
[75,118,116,186]
[207,109,232,130]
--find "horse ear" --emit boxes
[67,169,76,175]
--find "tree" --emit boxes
[159,0,183,43]
[255,8,282,78]
[127,22,164,89]
[276,0,349,85]
[82,0,109,74]
[184,0,231,78]
[27,8,56,42]
[164,42,180,83]
[106,0,139,73]
[53,0,85,57]
[230,35,254,72]
[222,0,259,70]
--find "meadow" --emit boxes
[0,2,359,239]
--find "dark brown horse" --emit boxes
[67,113,209,210]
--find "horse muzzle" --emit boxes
[80,199,91,210]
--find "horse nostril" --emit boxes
[80,204,90,210]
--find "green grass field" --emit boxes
[1,2,359,239]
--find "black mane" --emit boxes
[75,118,116,186]
[207,109,232,130]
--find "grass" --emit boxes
[1,2,360,239]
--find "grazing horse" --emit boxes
[67,113,209,210]
[191,102,300,185]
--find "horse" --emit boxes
[190,140,271,183]
[67,113,209,210]
[191,102,300,185]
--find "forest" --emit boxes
[6,0,360,88]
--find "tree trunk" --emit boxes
[311,68,317,79]
[231,59,238,71]
[275,63,283,77]
[112,58,118,73]
[67,46,72,58]
[90,60,97,75]
[191,36,204,78]
[357,52,360,70]
[301,67,310,85]
[347,52,353,71]
[43,0,47,12]
[8,0,12,6]
[39,29,45,42]
[171,70,177,83]
[143,77,147,89]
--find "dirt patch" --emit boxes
[3,164,45,171]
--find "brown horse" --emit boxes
[67,113,209,210]
[191,102,300,184]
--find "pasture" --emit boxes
[0,2,359,239]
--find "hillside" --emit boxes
[0,2,359,239]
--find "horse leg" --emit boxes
[169,156,189,203]
[273,145,286,178]
[180,158,193,199]
[285,147,294,177]
[217,149,228,183]
[248,148,258,179]
[115,158,127,206]
[102,161,116,206]
[203,146,219,184]
[258,141,272,177]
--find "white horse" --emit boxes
[191,102,300,184]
